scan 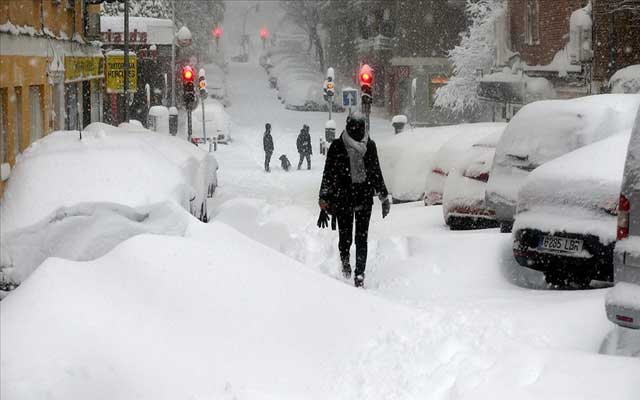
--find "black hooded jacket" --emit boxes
[319,132,388,210]
[263,131,274,153]
[297,130,312,155]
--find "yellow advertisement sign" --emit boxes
[64,56,103,82]
[105,54,138,93]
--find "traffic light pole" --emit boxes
[123,0,129,123]
[187,110,192,142]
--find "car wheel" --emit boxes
[545,269,592,289]
[500,221,514,233]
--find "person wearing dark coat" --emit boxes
[263,123,274,172]
[317,113,390,287]
[296,124,312,170]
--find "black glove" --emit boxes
[317,209,330,229]
[382,198,390,219]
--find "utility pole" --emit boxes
[169,0,178,135]
[123,0,130,123]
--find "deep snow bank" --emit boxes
[0,221,414,400]
[0,122,217,234]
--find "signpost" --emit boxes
[342,88,358,115]
[106,53,138,93]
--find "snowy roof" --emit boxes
[100,16,174,45]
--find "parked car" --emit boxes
[424,123,507,206]
[512,132,631,288]
[189,98,232,145]
[442,129,505,230]
[486,94,640,233]
[606,108,640,329]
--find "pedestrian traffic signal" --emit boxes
[198,69,208,99]
[359,64,373,105]
[182,65,196,108]
[213,26,222,39]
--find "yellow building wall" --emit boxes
[0,0,83,40]
[0,0,87,197]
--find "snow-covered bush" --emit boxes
[609,65,640,94]
[435,0,504,116]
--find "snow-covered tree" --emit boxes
[280,0,326,73]
[435,0,504,115]
[103,0,171,19]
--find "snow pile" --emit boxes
[147,105,169,133]
[0,122,216,234]
[0,222,414,399]
[609,65,640,94]
[391,115,408,124]
[514,132,631,242]
[568,2,593,64]
[425,123,507,205]
[487,94,640,217]
[0,202,190,286]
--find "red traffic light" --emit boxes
[213,26,222,38]
[182,66,195,82]
[359,64,373,86]
[260,27,269,39]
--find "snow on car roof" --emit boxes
[432,123,507,171]
[496,94,640,167]
[0,123,215,234]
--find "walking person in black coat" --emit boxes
[263,123,274,172]
[296,124,312,170]
[317,113,390,287]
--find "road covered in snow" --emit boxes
[2,56,639,400]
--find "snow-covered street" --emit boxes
[2,1,640,399]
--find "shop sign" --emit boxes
[64,56,103,82]
[105,54,138,93]
[102,30,148,45]
[429,74,449,108]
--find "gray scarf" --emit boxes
[342,131,369,183]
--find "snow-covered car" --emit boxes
[486,94,640,233]
[512,132,631,288]
[189,99,232,144]
[442,129,505,230]
[377,124,492,203]
[424,123,507,206]
[606,108,640,329]
[0,122,217,234]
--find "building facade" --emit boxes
[479,0,640,121]
[350,0,466,125]
[0,0,104,196]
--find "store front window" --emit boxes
[29,85,44,143]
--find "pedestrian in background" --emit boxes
[263,123,274,172]
[317,113,390,288]
[297,124,312,170]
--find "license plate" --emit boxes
[539,235,583,254]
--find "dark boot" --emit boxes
[354,273,365,288]
[341,256,352,279]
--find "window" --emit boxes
[0,89,6,164]
[65,83,80,130]
[525,0,540,45]
[29,86,44,143]
[14,87,22,155]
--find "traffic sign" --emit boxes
[342,89,358,107]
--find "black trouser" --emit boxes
[265,151,272,171]
[298,153,311,169]
[336,204,372,277]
